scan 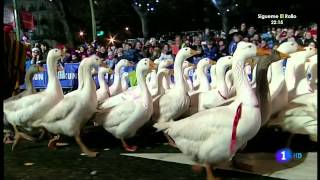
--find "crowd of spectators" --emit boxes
[24,23,317,69]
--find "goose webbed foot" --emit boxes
[12,132,35,151]
[75,133,98,157]
[205,164,220,180]
[3,131,14,144]
[48,135,60,149]
[191,163,203,173]
[121,139,138,152]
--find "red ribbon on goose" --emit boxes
[230,102,242,155]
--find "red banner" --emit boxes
[20,11,35,30]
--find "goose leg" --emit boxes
[205,164,220,180]
[3,131,14,144]
[75,133,98,157]
[48,135,60,149]
[164,133,177,148]
[121,138,137,152]
[12,125,35,151]
[191,163,203,173]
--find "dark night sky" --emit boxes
[62,0,317,40]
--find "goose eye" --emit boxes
[248,45,252,48]
[185,48,187,51]
[228,57,231,59]
[144,62,147,65]
[291,43,294,46]
[55,50,58,52]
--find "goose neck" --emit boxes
[46,56,61,92]
[216,63,230,97]
[173,57,186,92]
[232,55,258,106]
[137,70,151,102]
[197,66,210,91]
[98,71,108,91]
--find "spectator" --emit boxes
[40,42,49,61]
[171,35,181,56]
[70,52,80,63]
[159,43,173,61]
[132,41,146,63]
[247,26,256,37]
[303,31,315,46]
[239,23,247,36]
[203,41,218,60]
[228,33,241,55]
[30,47,41,64]
[105,51,117,69]
[217,39,228,58]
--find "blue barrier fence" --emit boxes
[21,61,260,90]
[21,63,136,90]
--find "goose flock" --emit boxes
[3,41,317,179]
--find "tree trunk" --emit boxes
[132,5,149,39]
[56,0,74,46]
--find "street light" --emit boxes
[79,31,84,36]
[108,35,116,44]
[125,27,129,31]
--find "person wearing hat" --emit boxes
[31,47,42,65]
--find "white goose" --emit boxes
[225,69,236,97]
[4,49,64,150]
[154,42,269,180]
[3,64,44,143]
[32,55,105,157]
[150,59,174,97]
[296,54,317,94]
[96,67,113,104]
[153,48,198,123]
[183,62,195,93]
[210,64,217,89]
[182,58,214,117]
[269,42,302,115]
[268,91,317,143]
[4,65,45,103]
[285,46,317,101]
[94,58,157,151]
[146,59,161,90]
[198,56,233,111]
[109,59,133,96]
[152,48,198,145]
[121,72,129,92]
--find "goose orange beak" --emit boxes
[149,61,157,70]
[57,65,64,71]
[209,60,216,65]
[188,63,195,68]
[297,45,305,51]
[169,69,174,75]
[37,65,45,72]
[128,61,135,66]
[191,49,200,56]
[278,51,290,59]
[167,59,174,65]
[100,62,108,68]
[107,68,114,74]
[256,48,271,56]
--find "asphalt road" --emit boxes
[4,126,316,180]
